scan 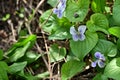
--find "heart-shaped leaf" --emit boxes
[104,58,120,80]
[87,13,109,34]
[65,0,89,22]
[70,31,98,60]
[92,39,117,57]
[49,44,66,62]
[61,60,85,80]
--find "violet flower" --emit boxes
[70,25,86,41]
[91,52,105,68]
[53,0,66,18]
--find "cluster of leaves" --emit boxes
[1,0,120,80]
[40,0,120,80]
[0,35,43,80]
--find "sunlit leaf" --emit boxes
[91,0,105,13]
[9,42,31,62]
[18,51,41,64]
[87,13,109,34]
[108,27,120,38]
[35,71,49,79]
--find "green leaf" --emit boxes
[108,27,120,38]
[17,34,36,48]
[25,51,41,63]
[113,0,120,25]
[65,0,89,22]
[61,60,85,80]
[93,73,108,80]
[47,0,58,7]
[18,51,41,64]
[8,61,27,74]
[70,31,98,60]
[49,44,66,62]
[48,27,71,40]
[116,58,120,67]
[104,58,120,80]
[2,14,10,21]
[35,71,49,79]
[5,35,36,55]
[0,61,9,80]
[40,10,72,40]
[117,39,120,50]
[92,39,117,57]
[0,50,3,60]
[9,42,31,62]
[40,10,59,33]
[87,13,109,34]
[91,0,105,13]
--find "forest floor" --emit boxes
[0,0,97,80]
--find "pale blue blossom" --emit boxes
[70,25,86,41]
[53,0,66,18]
[91,52,105,68]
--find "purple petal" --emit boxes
[78,25,86,34]
[53,8,59,14]
[53,8,63,18]
[94,52,102,59]
[72,34,79,41]
[91,61,97,67]
[58,2,66,12]
[97,60,105,68]
[60,0,66,3]
[78,34,85,41]
[53,0,66,18]
[57,10,63,18]
[100,54,105,61]
[70,26,77,35]
[59,0,66,7]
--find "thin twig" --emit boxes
[42,31,52,79]
[35,42,49,70]
[7,20,17,42]
[29,0,45,23]
[25,20,50,73]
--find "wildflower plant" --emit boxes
[40,0,120,80]
[91,52,105,68]
[1,0,120,80]
[53,0,66,18]
[70,25,86,41]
